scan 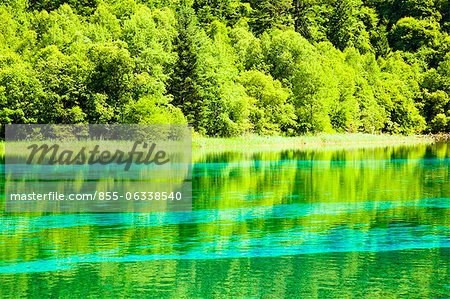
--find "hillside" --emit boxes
[0,0,449,137]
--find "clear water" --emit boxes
[0,143,449,298]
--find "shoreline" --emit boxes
[192,134,442,151]
[0,134,447,156]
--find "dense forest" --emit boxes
[0,0,449,137]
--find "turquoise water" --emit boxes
[0,143,449,297]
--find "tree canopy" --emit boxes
[0,0,449,136]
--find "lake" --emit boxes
[0,142,449,298]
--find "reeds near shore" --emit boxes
[192,134,437,150]
[0,133,445,157]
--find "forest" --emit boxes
[0,0,449,137]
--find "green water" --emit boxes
[1,143,450,298]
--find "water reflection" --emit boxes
[0,143,449,297]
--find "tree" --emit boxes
[262,30,337,133]
[86,41,135,122]
[28,0,99,15]
[86,3,122,42]
[368,0,439,27]
[292,0,330,41]
[0,52,42,134]
[239,70,296,135]
[170,4,206,131]
[35,45,89,123]
[440,0,450,33]
[193,0,251,25]
[390,17,441,52]
[33,4,86,54]
[123,95,186,124]
[122,5,178,101]
[229,20,264,70]
[327,0,372,52]
[193,21,250,136]
[376,53,426,134]
[246,0,293,34]
[344,49,388,132]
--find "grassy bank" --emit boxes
[0,134,442,157]
[192,134,436,151]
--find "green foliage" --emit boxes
[193,0,251,25]
[192,21,250,137]
[229,20,264,70]
[28,0,99,15]
[376,54,426,133]
[35,45,90,123]
[246,0,293,34]
[292,0,330,41]
[431,113,448,132]
[239,70,296,135]
[327,0,372,53]
[390,17,441,51]
[0,53,42,125]
[123,95,186,124]
[0,0,449,136]
[86,42,134,121]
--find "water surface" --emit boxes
[1,143,449,297]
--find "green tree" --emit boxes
[86,3,122,42]
[327,0,372,52]
[123,95,186,124]
[262,30,336,133]
[376,53,426,133]
[33,4,86,54]
[246,0,293,34]
[35,45,90,123]
[193,0,251,25]
[292,0,330,41]
[239,70,296,135]
[389,17,441,52]
[229,20,264,70]
[86,41,135,122]
[194,21,250,136]
[122,5,178,100]
[28,0,99,15]
[344,49,388,132]
[0,52,42,133]
[170,4,206,130]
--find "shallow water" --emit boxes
[1,143,449,297]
